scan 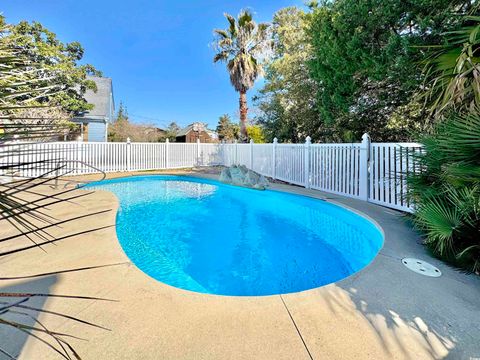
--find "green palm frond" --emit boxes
[213,9,270,93]
[421,17,480,117]
[415,197,461,243]
[213,29,228,39]
[456,245,480,273]
[408,109,480,272]
[224,13,237,38]
[238,9,253,28]
[213,51,229,63]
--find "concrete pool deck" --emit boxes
[0,169,479,359]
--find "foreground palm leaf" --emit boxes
[408,112,480,273]
[0,21,119,359]
[423,16,480,117]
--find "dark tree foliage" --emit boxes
[409,16,480,273]
[307,0,473,141]
[408,112,480,273]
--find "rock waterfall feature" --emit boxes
[219,165,269,190]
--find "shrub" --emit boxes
[408,112,480,273]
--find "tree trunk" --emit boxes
[239,91,248,142]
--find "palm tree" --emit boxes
[423,16,480,117]
[213,9,270,141]
[409,14,480,273]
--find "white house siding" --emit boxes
[88,122,107,142]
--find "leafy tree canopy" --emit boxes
[246,124,266,143]
[307,0,472,141]
[216,114,239,141]
[5,16,101,114]
[165,121,181,141]
[256,1,475,143]
[255,7,318,143]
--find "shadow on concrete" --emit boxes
[281,191,480,359]
[337,283,455,359]
[0,275,57,360]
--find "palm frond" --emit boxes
[421,17,480,117]
[408,111,480,272]
[0,18,115,358]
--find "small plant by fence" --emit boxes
[1,134,422,212]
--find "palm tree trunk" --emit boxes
[239,91,248,141]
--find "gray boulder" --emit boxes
[244,170,260,187]
[219,167,232,183]
[229,166,246,186]
[219,166,269,190]
[258,175,269,188]
[237,165,249,175]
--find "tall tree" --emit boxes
[165,121,180,141]
[307,0,473,141]
[116,101,129,122]
[9,18,101,114]
[213,9,270,141]
[254,7,318,142]
[216,114,239,141]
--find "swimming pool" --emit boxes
[85,175,383,296]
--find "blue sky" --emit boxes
[2,0,304,129]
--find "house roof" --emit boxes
[176,123,213,137]
[73,76,113,122]
[176,124,195,137]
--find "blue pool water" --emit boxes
[85,175,383,296]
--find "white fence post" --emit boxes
[304,136,311,189]
[249,139,254,169]
[220,140,225,166]
[76,140,82,175]
[359,133,370,201]
[165,138,170,169]
[234,140,238,165]
[126,137,131,172]
[196,138,201,166]
[272,137,277,180]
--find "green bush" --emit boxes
[408,112,480,273]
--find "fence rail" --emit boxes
[1,135,422,212]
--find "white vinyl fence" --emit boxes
[1,135,421,212]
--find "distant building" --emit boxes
[72,76,114,142]
[176,122,218,143]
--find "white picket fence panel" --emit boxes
[1,136,421,212]
[275,143,306,186]
[310,143,363,198]
[368,142,422,212]
[252,143,274,178]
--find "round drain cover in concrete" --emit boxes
[402,258,441,277]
